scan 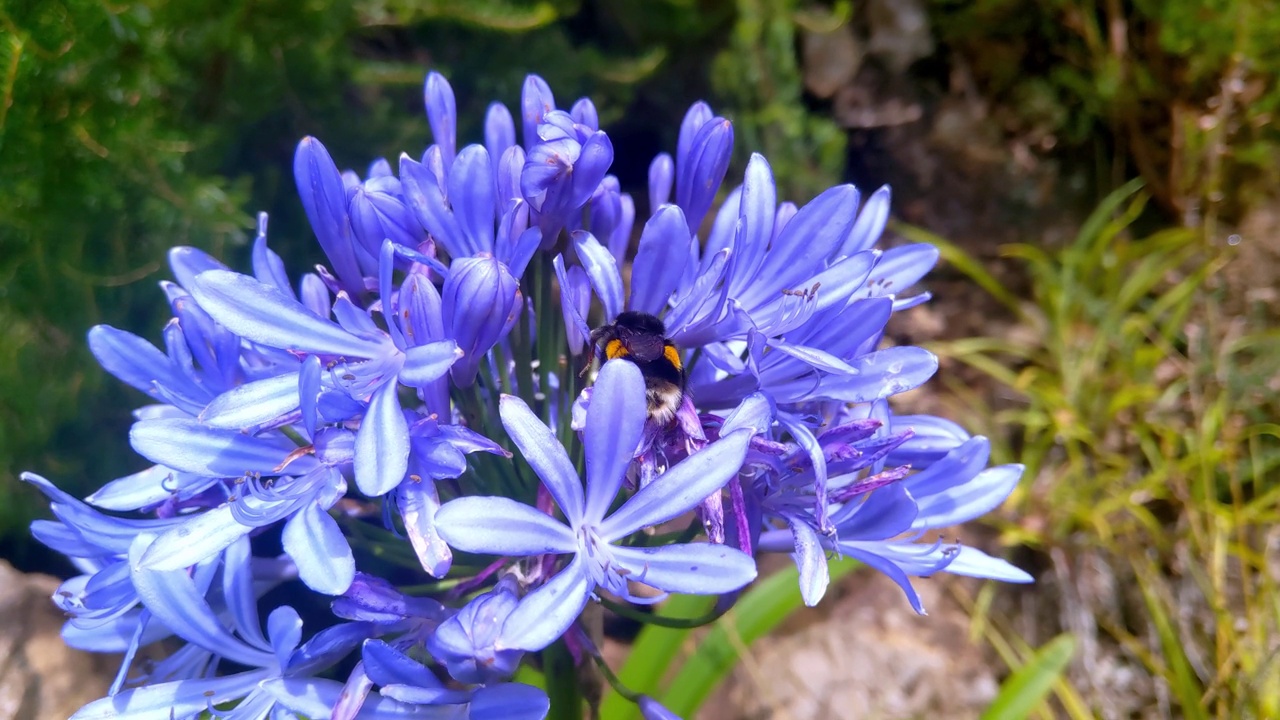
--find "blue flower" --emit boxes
[189,246,462,497]
[756,419,1031,612]
[434,361,762,651]
[426,575,524,684]
[67,533,371,720]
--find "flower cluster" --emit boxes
[30,71,1030,719]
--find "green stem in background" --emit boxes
[543,642,583,720]
[455,378,519,498]
[590,648,641,704]
[598,596,728,629]
[510,286,537,403]
[491,341,515,396]
[535,252,559,424]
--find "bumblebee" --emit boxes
[589,311,686,425]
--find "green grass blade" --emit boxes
[1136,563,1210,720]
[978,634,1076,720]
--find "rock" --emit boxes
[801,25,863,100]
[865,0,935,74]
[702,571,1001,719]
[0,561,116,720]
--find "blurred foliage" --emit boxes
[921,183,1280,717]
[928,0,1280,227]
[710,0,847,201]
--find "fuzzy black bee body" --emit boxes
[589,311,686,425]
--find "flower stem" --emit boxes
[598,596,729,629]
[543,641,584,720]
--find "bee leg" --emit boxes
[578,349,597,378]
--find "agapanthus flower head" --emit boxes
[27,67,1028,720]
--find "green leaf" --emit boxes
[979,634,1076,720]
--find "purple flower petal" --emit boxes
[294,137,363,295]
[842,545,927,614]
[130,418,318,477]
[262,678,452,719]
[648,153,674,211]
[267,605,304,666]
[676,102,713,165]
[554,254,592,356]
[400,154,465,259]
[72,671,270,720]
[443,256,521,386]
[903,437,992,498]
[469,683,551,720]
[811,346,939,403]
[499,394,584,527]
[424,72,457,169]
[718,392,774,437]
[601,429,752,540]
[765,338,861,375]
[498,555,591,651]
[449,145,496,255]
[354,380,410,497]
[140,503,266,571]
[168,245,230,290]
[583,361,647,523]
[399,477,452,577]
[224,536,270,650]
[739,185,858,308]
[886,414,973,467]
[363,639,443,689]
[485,102,516,174]
[200,372,302,429]
[611,542,756,594]
[87,325,189,401]
[284,500,355,595]
[192,270,380,358]
[727,154,777,296]
[130,538,276,667]
[86,464,185,512]
[913,464,1024,529]
[840,185,891,256]
[521,75,556,149]
[572,231,624,321]
[943,546,1034,583]
[833,483,917,540]
[675,116,733,235]
[400,340,463,387]
[629,205,691,315]
[569,131,614,209]
[858,243,940,300]
[638,696,683,720]
[350,180,422,256]
[571,97,598,129]
[435,496,576,555]
[789,521,829,606]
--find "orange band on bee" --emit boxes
[663,343,682,370]
[605,339,628,359]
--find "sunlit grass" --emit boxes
[920,183,1280,718]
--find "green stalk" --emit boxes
[543,642,583,720]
